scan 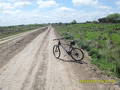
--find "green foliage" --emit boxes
[55,23,120,78]
[62,33,74,40]
[0,24,44,39]
[70,20,77,24]
[116,63,120,77]
[98,13,120,23]
[107,13,120,19]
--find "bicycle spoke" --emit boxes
[71,48,84,61]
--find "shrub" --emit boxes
[89,48,102,59]
[116,63,120,77]
[62,33,74,40]
[78,41,90,50]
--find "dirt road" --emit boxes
[0,26,119,90]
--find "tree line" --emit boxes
[0,24,44,38]
[98,13,120,23]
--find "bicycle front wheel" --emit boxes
[70,48,84,61]
[53,45,61,59]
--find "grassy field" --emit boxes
[54,23,120,78]
[0,24,45,39]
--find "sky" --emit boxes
[0,0,120,26]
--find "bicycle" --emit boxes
[53,38,84,61]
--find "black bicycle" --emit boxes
[53,38,84,61]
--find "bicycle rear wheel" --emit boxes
[53,45,61,59]
[70,48,84,61]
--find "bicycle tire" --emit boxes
[53,45,61,59]
[70,48,84,61]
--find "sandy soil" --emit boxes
[0,27,47,69]
[0,26,119,90]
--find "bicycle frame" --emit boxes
[57,40,73,55]
[53,38,84,61]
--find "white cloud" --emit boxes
[0,1,31,16]
[72,0,98,6]
[0,0,115,26]
[14,1,31,8]
[116,0,120,6]
[0,2,14,10]
[57,7,75,12]
[72,0,111,9]
[0,6,115,26]
[98,5,111,9]
[37,0,58,8]
[46,7,110,23]
[0,1,31,10]
[2,10,21,14]
[12,0,29,1]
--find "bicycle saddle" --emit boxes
[70,41,75,45]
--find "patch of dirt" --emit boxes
[0,26,119,90]
[54,27,120,90]
[0,27,47,69]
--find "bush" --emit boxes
[70,20,77,24]
[89,48,102,59]
[78,41,90,51]
[55,23,120,78]
[62,33,74,40]
[116,63,120,77]
[98,13,120,23]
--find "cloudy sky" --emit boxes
[0,0,120,26]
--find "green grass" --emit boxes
[112,34,120,44]
[0,30,28,39]
[54,23,120,78]
[0,24,45,39]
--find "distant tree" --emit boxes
[86,21,91,23]
[107,13,120,19]
[58,22,62,25]
[92,20,98,23]
[71,20,77,24]
[98,13,120,23]
[98,18,108,23]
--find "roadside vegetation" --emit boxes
[54,13,120,78]
[0,24,45,39]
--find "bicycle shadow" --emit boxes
[57,57,87,64]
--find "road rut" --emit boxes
[0,26,119,90]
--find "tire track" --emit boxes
[0,26,119,90]
[0,27,47,69]
[21,29,50,90]
[32,36,49,90]
[0,28,49,90]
